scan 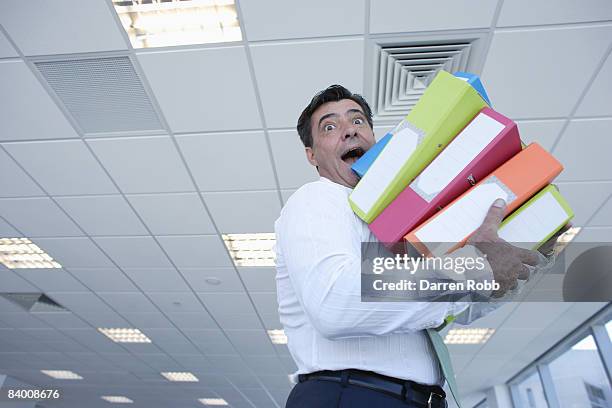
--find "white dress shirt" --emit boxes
[274,177,498,386]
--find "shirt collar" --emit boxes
[320,176,354,193]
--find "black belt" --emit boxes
[298,369,446,408]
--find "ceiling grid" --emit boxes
[0,1,611,406]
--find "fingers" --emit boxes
[480,198,507,233]
[516,248,540,266]
[517,264,530,280]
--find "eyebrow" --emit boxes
[317,108,366,128]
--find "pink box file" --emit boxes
[370,107,523,243]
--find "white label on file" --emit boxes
[415,181,512,244]
[351,125,421,213]
[499,191,569,248]
[411,113,505,201]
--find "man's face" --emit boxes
[305,99,376,188]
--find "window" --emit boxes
[548,334,611,408]
[508,305,612,408]
[514,371,549,408]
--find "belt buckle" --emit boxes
[427,391,445,408]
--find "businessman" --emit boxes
[275,85,562,407]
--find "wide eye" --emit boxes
[353,118,364,125]
[324,123,336,132]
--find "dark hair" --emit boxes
[297,84,373,148]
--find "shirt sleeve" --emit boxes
[276,183,467,340]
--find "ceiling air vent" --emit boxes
[34,56,163,135]
[369,35,486,125]
[1,293,65,312]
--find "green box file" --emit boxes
[498,185,574,250]
[349,70,488,223]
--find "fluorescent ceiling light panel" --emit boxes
[444,328,495,345]
[98,328,152,343]
[0,238,62,269]
[112,0,242,48]
[199,398,228,406]
[267,329,287,345]
[161,371,199,382]
[101,396,134,404]
[222,233,276,267]
[41,370,83,380]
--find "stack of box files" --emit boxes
[350,70,573,253]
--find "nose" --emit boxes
[343,122,358,140]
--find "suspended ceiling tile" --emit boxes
[120,312,173,330]
[500,302,574,330]
[93,236,173,269]
[268,130,318,189]
[554,119,612,182]
[97,292,158,314]
[32,237,115,268]
[137,47,261,133]
[514,119,565,151]
[184,329,236,354]
[0,29,17,57]
[236,267,276,292]
[179,267,245,293]
[280,189,297,206]
[0,313,48,329]
[590,194,612,226]
[0,148,44,198]
[68,268,138,293]
[251,38,363,128]
[240,0,364,41]
[15,268,87,292]
[0,197,81,237]
[249,292,278,315]
[45,292,116,315]
[574,227,612,242]
[121,268,191,293]
[166,312,218,330]
[0,61,79,141]
[55,196,147,236]
[370,0,497,33]
[0,0,128,56]
[555,182,612,226]
[497,0,612,26]
[33,313,89,330]
[156,235,233,268]
[126,193,215,235]
[198,292,256,316]
[3,140,118,195]
[481,25,612,118]
[575,51,612,118]
[202,191,281,233]
[0,218,20,236]
[225,330,276,355]
[176,131,277,191]
[0,267,38,292]
[88,136,194,194]
[146,291,206,314]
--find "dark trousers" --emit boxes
[285,378,424,408]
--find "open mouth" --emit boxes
[341,147,365,166]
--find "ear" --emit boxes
[305,147,318,167]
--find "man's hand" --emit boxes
[466,199,540,297]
